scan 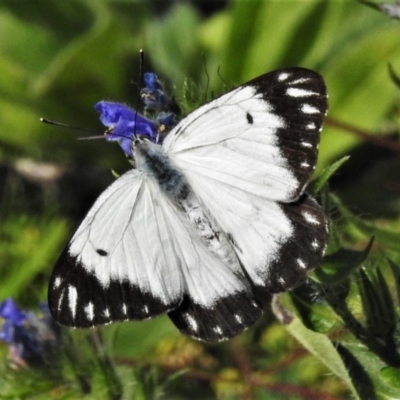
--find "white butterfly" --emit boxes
[48,68,328,342]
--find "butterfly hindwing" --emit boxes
[260,194,328,293]
[169,293,262,342]
[171,167,327,295]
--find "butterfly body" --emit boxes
[135,139,189,199]
[49,68,328,341]
[135,138,240,270]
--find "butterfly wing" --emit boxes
[163,68,328,294]
[163,68,326,202]
[49,169,181,326]
[48,169,262,339]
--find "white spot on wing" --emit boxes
[278,72,290,81]
[185,313,198,332]
[290,77,309,85]
[278,277,286,285]
[122,303,127,315]
[214,326,223,335]
[297,258,306,269]
[302,211,321,226]
[301,104,320,114]
[312,240,320,249]
[54,276,62,288]
[301,142,313,148]
[58,290,64,311]
[286,88,317,98]
[235,314,242,324]
[104,308,110,318]
[68,285,78,319]
[307,122,316,130]
[143,305,149,314]
[84,302,94,321]
[300,161,310,168]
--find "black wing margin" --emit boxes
[48,248,180,328]
[248,68,328,200]
[259,193,328,294]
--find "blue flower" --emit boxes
[0,298,26,343]
[141,72,167,110]
[157,112,176,130]
[95,72,179,158]
[144,72,160,90]
[0,299,60,368]
[94,101,158,158]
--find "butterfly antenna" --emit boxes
[132,49,145,142]
[40,118,104,138]
[202,53,210,103]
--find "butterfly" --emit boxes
[48,67,328,342]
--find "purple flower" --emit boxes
[0,299,60,368]
[94,72,179,157]
[157,112,176,129]
[144,72,161,90]
[0,298,26,341]
[141,72,167,110]
[94,101,158,158]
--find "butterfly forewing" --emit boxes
[249,68,327,198]
[164,67,327,202]
[49,170,184,327]
[49,67,328,341]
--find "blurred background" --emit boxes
[1,1,400,399]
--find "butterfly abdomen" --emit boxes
[181,194,242,270]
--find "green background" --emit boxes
[1,1,400,399]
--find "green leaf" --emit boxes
[356,268,397,343]
[145,4,202,88]
[111,317,179,359]
[273,297,361,399]
[358,0,382,13]
[309,156,350,194]
[0,216,68,298]
[330,194,400,254]
[388,63,400,90]
[388,259,400,306]
[315,237,374,284]
[380,367,400,392]
[290,287,338,334]
[342,342,400,399]
[334,343,376,400]
[320,19,400,167]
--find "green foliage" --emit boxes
[1,0,400,399]
[308,155,350,194]
[0,215,68,300]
